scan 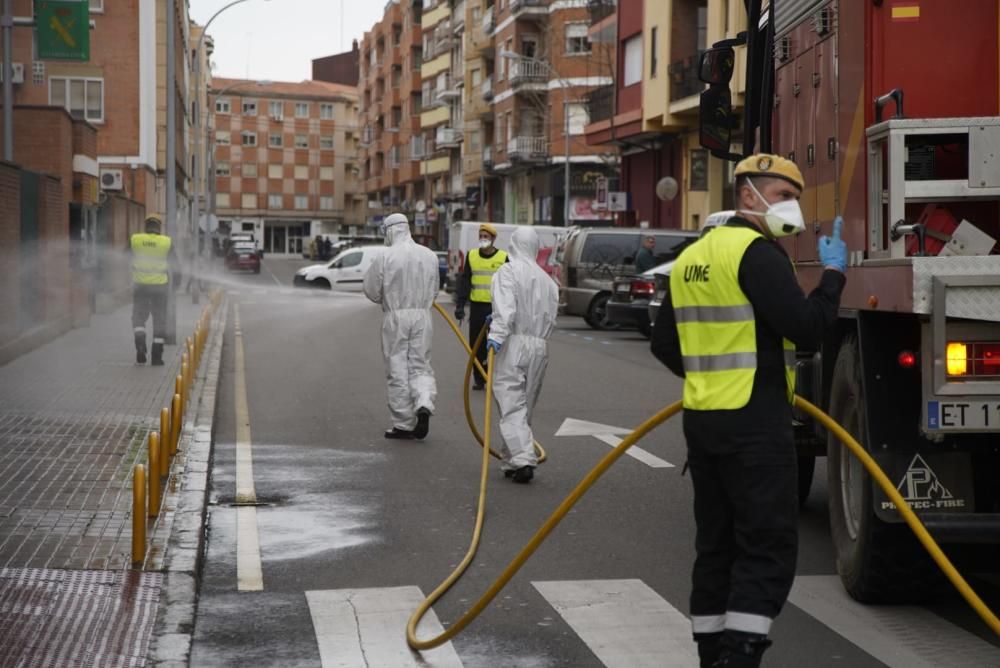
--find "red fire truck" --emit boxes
[699,0,1000,602]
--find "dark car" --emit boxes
[606,261,676,338]
[225,241,261,273]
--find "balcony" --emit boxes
[483,146,493,168]
[507,136,547,162]
[508,57,548,87]
[452,1,465,30]
[434,21,457,50]
[435,74,462,101]
[435,126,463,149]
[587,0,616,25]
[481,77,493,100]
[668,51,706,102]
[510,0,546,19]
[481,6,494,33]
[585,85,614,124]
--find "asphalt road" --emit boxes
[189,257,1000,667]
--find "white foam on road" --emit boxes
[306,586,463,668]
[789,575,1000,667]
[532,579,698,667]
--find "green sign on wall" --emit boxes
[36,0,90,61]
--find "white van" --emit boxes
[447,221,567,290]
[292,245,385,291]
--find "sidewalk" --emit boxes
[0,292,218,666]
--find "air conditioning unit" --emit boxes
[0,63,25,84]
[100,168,124,191]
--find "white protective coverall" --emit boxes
[488,226,559,471]
[363,217,439,431]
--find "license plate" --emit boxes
[239,254,250,259]
[615,285,630,294]
[927,400,1000,430]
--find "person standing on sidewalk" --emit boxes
[454,223,508,390]
[651,154,847,667]
[363,213,439,440]
[130,215,179,366]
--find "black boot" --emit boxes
[151,342,164,366]
[512,465,534,484]
[414,408,431,439]
[384,427,415,440]
[694,632,723,668]
[713,630,772,668]
[135,332,147,365]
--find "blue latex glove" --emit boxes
[485,314,493,325]
[818,216,848,273]
[486,339,502,354]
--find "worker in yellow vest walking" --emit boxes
[130,215,178,366]
[651,155,847,667]
[454,223,508,390]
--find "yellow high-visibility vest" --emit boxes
[669,225,796,410]
[131,233,172,285]
[468,248,507,303]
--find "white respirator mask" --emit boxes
[739,179,806,238]
[478,239,493,250]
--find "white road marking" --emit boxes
[555,418,674,468]
[788,576,1000,667]
[233,305,263,592]
[306,587,463,668]
[532,579,698,667]
[262,260,283,286]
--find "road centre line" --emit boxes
[306,587,463,668]
[532,579,698,667]
[262,260,283,287]
[233,304,263,592]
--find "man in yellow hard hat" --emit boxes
[454,223,508,390]
[130,215,178,365]
[651,154,847,667]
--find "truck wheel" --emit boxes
[584,293,619,330]
[797,455,815,507]
[826,334,943,602]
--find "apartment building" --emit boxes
[584,0,747,230]
[313,41,362,87]
[358,0,425,233]
[209,79,363,255]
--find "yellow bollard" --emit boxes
[132,464,146,566]
[193,327,201,369]
[171,393,182,455]
[148,432,161,516]
[159,408,170,477]
[175,373,183,408]
[181,361,190,406]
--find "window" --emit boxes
[89,0,104,10]
[268,100,283,119]
[269,133,283,147]
[217,193,231,208]
[471,68,481,86]
[295,102,310,118]
[216,162,231,176]
[295,134,309,149]
[320,166,334,180]
[241,131,257,146]
[650,26,658,77]
[294,195,308,210]
[567,102,589,135]
[320,136,334,150]
[410,135,425,159]
[268,194,283,209]
[216,98,231,113]
[241,193,258,208]
[268,164,283,179]
[566,24,590,55]
[470,130,481,150]
[294,165,309,179]
[339,251,363,268]
[243,163,258,177]
[623,35,643,86]
[243,99,258,115]
[215,130,231,145]
[320,103,334,119]
[49,77,104,122]
[320,196,335,210]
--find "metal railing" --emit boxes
[511,0,545,13]
[586,85,614,123]
[507,135,548,160]
[436,126,462,147]
[483,146,493,167]
[668,51,706,101]
[508,57,549,85]
[587,0,616,25]
[481,77,493,100]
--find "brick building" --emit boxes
[313,41,362,87]
[209,78,363,255]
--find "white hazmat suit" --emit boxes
[488,227,559,474]
[363,215,439,436]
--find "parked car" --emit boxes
[646,211,734,327]
[292,245,385,291]
[557,227,699,329]
[435,251,448,290]
[225,241,261,273]
[606,260,676,338]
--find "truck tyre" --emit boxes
[584,293,619,330]
[826,334,943,602]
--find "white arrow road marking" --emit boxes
[306,587,463,667]
[556,418,674,468]
[533,579,698,667]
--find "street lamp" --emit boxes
[499,50,572,227]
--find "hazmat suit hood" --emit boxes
[508,226,540,263]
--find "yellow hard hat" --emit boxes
[479,223,498,238]
[734,153,804,191]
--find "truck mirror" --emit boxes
[699,85,734,154]
[699,47,735,85]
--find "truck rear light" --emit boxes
[631,280,655,297]
[946,342,968,376]
[972,343,1000,377]
[897,350,917,369]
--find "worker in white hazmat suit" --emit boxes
[363,213,440,440]
[486,226,559,483]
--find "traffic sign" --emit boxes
[608,191,629,212]
[37,1,90,61]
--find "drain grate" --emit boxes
[0,568,162,667]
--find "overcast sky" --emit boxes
[190,0,386,83]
